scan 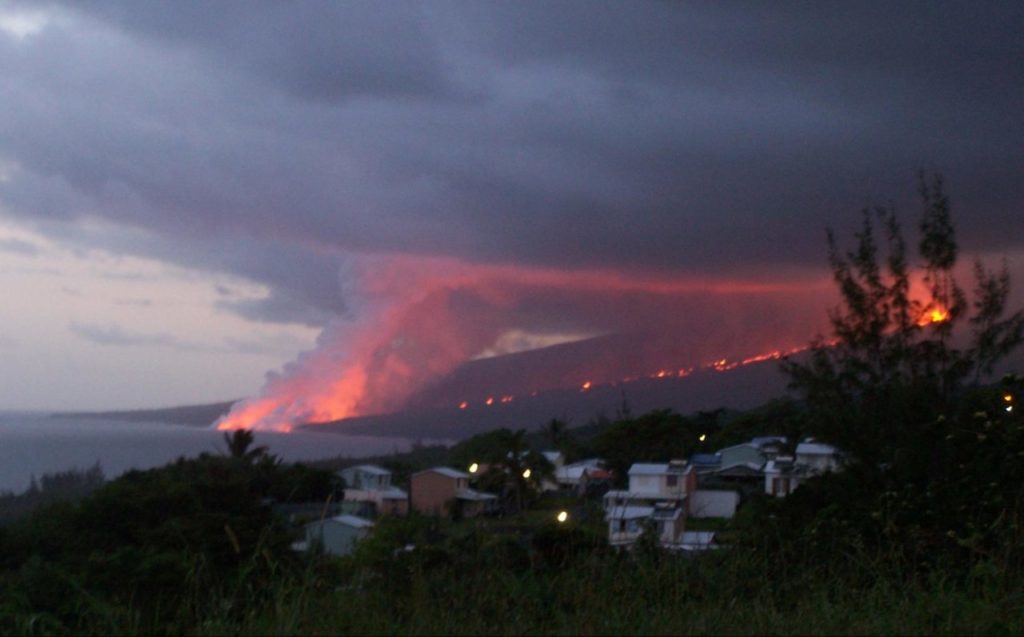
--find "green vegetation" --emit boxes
[2,177,1022,634]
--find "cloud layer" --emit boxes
[1,1,1021,417]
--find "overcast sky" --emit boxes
[0,1,1021,414]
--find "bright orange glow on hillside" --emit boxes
[215,254,831,432]
[451,344,810,412]
[917,306,949,326]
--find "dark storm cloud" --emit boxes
[1,1,1022,323]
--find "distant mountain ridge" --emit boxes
[53,336,1024,441]
[51,401,237,428]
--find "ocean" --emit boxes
[0,412,432,493]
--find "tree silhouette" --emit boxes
[783,173,1024,469]
[223,429,268,462]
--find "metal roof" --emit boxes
[689,453,722,466]
[343,464,391,476]
[541,451,563,464]
[795,442,839,456]
[326,514,374,529]
[629,462,690,476]
[418,466,470,479]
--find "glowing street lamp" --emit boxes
[698,434,706,442]
[556,511,569,523]
[522,468,532,479]
[469,462,479,474]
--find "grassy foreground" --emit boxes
[125,544,1024,636]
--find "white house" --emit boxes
[300,514,374,556]
[795,441,842,473]
[553,457,611,495]
[339,464,409,516]
[603,460,697,549]
[764,439,843,497]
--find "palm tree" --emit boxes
[223,429,268,462]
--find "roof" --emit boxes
[689,453,722,467]
[750,436,788,448]
[342,464,391,476]
[679,531,717,546]
[605,505,654,520]
[651,506,682,521]
[795,442,839,456]
[714,461,765,474]
[567,458,603,469]
[628,462,690,476]
[415,466,470,479]
[717,443,759,455]
[541,451,563,464]
[455,488,497,501]
[556,465,588,481]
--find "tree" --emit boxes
[782,174,1024,470]
[592,410,703,486]
[742,176,1024,573]
[222,428,268,462]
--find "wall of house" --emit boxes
[798,453,838,473]
[628,474,663,494]
[690,489,740,518]
[380,497,409,516]
[410,472,457,516]
[306,521,369,556]
[341,467,386,490]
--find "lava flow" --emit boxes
[451,344,811,411]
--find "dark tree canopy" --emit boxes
[783,174,1024,466]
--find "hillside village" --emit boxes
[296,427,844,557]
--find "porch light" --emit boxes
[1005,394,1014,402]
[699,434,706,442]
[469,462,479,473]
[522,468,532,479]
[557,511,568,523]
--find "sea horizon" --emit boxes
[0,412,440,493]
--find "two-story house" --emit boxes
[339,464,409,517]
[763,439,843,497]
[603,460,696,548]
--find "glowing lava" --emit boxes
[917,306,949,326]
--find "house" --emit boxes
[764,439,843,497]
[339,464,409,517]
[603,460,697,548]
[553,458,611,496]
[410,467,498,518]
[750,436,788,460]
[676,531,719,552]
[339,464,393,490]
[795,440,842,473]
[689,489,741,518]
[300,514,374,556]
